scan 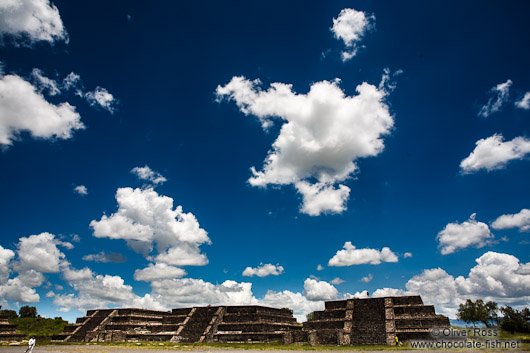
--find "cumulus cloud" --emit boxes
[216,75,393,215]
[0,232,71,304]
[15,232,69,273]
[82,251,125,263]
[360,273,373,283]
[131,166,167,185]
[371,251,530,318]
[403,252,413,258]
[0,73,84,146]
[74,185,87,196]
[328,242,398,266]
[134,263,186,282]
[62,72,81,91]
[316,264,324,271]
[90,187,210,266]
[437,213,494,255]
[343,290,370,299]
[242,263,284,277]
[150,278,257,309]
[56,267,164,312]
[515,92,530,110]
[261,289,324,322]
[478,79,512,118]
[0,246,15,282]
[0,277,40,303]
[331,8,375,62]
[84,87,117,114]
[0,0,67,44]
[491,208,530,232]
[31,68,60,95]
[460,134,530,173]
[303,278,338,301]
[330,277,345,285]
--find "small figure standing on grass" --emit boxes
[395,335,402,346]
[25,336,35,353]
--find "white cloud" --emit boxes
[331,8,375,62]
[84,86,117,114]
[343,290,370,299]
[360,273,373,283]
[491,208,530,232]
[515,92,530,110]
[31,68,60,95]
[0,245,15,282]
[131,165,167,185]
[316,264,324,271]
[150,278,257,309]
[15,232,69,273]
[90,187,210,266]
[328,242,398,266]
[134,263,186,282]
[261,289,324,322]
[0,73,84,146]
[216,75,393,216]
[82,251,125,263]
[403,252,413,258]
[74,185,87,196]
[242,263,284,277]
[295,181,350,216]
[371,251,530,318]
[0,0,67,44]
[437,213,494,255]
[45,291,55,298]
[56,267,164,313]
[460,134,530,173]
[62,267,93,281]
[303,278,338,301]
[0,277,39,303]
[478,79,512,118]
[62,72,81,91]
[330,277,345,285]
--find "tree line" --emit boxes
[457,299,530,333]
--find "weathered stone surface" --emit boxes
[53,305,301,344]
[0,310,26,341]
[302,296,449,346]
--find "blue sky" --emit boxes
[1,0,529,322]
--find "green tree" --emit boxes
[306,312,314,322]
[500,306,530,333]
[19,306,37,318]
[457,299,498,327]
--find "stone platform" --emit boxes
[302,296,450,345]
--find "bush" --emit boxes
[10,317,69,338]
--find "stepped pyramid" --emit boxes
[0,310,25,342]
[303,296,450,345]
[53,305,301,343]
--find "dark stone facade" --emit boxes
[0,311,25,341]
[302,296,450,345]
[53,305,301,343]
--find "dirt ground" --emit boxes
[0,345,525,353]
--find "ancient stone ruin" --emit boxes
[0,311,25,341]
[52,296,449,345]
[53,305,301,343]
[303,295,450,345]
